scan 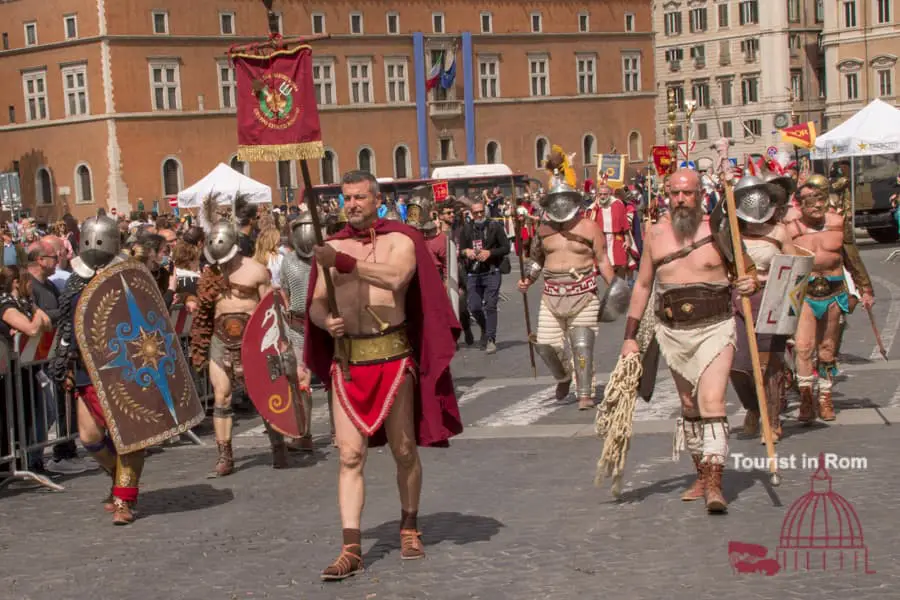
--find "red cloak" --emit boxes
[304,219,463,447]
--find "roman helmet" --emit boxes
[204,221,240,265]
[733,175,775,223]
[406,194,436,232]
[290,206,321,259]
[761,169,796,207]
[79,210,121,271]
[540,178,583,223]
[799,174,830,197]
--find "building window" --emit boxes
[481,12,493,33]
[276,160,293,189]
[219,12,235,35]
[815,0,825,22]
[439,138,454,161]
[817,66,826,97]
[385,59,408,103]
[791,71,803,101]
[718,4,730,27]
[149,62,181,110]
[692,80,710,107]
[386,12,399,34]
[739,1,759,25]
[62,65,89,117]
[878,70,893,97]
[36,168,53,205]
[690,44,706,65]
[348,59,373,104]
[479,58,500,98]
[741,38,759,61]
[162,159,181,196]
[24,21,37,46]
[843,1,856,27]
[350,12,363,34]
[624,13,634,32]
[743,119,762,137]
[665,48,684,63]
[530,12,542,33]
[690,8,708,32]
[845,73,859,100]
[273,13,283,35]
[622,53,641,92]
[583,135,596,164]
[22,71,48,121]
[529,56,549,96]
[741,77,759,104]
[8,105,15,123]
[394,146,410,179]
[433,13,444,34]
[576,55,596,95]
[75,164,93,203]
[230,156,247,175]
[217,61,236,109]
[320,149,338,185]
[579,12,590,32]
[486,141,500,164]
[313,60,336,105]
[311,12,325,34]
[787,0,800,22]
[628,131,642,161]
[64,15,78,40]
[358,147,374,173]
[669,84,685,110]
[697,122,709,141]
[719,78,733,105]
[876,0,891,23]
[664,12,682,36]
[2,33,8,50]
[152,11,169,34]
[535,137,549,169]
[723,121,734,138]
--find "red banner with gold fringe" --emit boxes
[229,43,324,162]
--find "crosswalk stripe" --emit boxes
[473,385,560,427]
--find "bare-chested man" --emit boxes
[304,170,462,581]
[621,169,758,514]
[517,179,625,410]
[190,211,298,476]
[784,175,874,423]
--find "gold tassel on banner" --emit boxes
[237,141,325,163]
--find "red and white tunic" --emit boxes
[586,199,638,270]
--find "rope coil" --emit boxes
[594,352,642,498]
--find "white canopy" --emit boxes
[176,163,272,208]
[812,99,900,159]
[431,164,513,179]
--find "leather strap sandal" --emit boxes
[320,544,364,581]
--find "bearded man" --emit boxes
[784,175,874,423]
[620,169,759,514]
[585,181,637,278]
[305,170,462,581]
[518,180,625,410]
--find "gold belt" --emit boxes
[343,326,412,365]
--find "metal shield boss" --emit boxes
[598,277,632,322]
[73,261,204,453]
[240,290,307,438]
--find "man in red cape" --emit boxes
[304,170,462,581]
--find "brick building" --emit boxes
[0,0,655,221]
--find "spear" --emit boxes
[511,177,537,378]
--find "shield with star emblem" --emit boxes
[755,252,815,336]
[74,261,204,453]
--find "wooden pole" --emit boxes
[511,176,537,378]
[722,181,781,486]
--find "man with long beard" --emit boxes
[620,169,758,514]
[785,175,874,423]
[585,181,637,278]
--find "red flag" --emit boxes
[780,122,817,149]
[650,146,673,176]
[432,181,449,202]
[229,43,324,162]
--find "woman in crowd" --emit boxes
[253,227,283,289]
[172,240,202,312]
[127,233,177,308]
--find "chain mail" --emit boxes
[281,252,312,314]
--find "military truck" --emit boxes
[851,153,900,243]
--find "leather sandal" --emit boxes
[400,529,425,560]
[321,544,364,581]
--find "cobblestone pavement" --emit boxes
[1,424,898,599]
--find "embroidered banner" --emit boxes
[229,43,324,162]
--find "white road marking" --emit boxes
[473,385,561,427]
[870,276,900,361]
[457,384,505,405]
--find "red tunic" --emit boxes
[586,199,637,269]
[424,231,448,281]
[303,219,463,447]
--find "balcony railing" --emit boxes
[429,101,463,118]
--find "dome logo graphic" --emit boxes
[728,452,875,576]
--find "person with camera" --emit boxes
[458,201,510,354]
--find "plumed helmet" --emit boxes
[203,221,239,265]
[540,178,582,223]
[762,170,796,206]
[80,211,120,271]
[290,207,321,259]
[734,175,774,223]
[406,195,436,232]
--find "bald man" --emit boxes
[620,169,758,514]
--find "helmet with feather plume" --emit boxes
[200,190,241,265]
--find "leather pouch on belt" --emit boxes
[214,313,249,378]
[807,276,846,299]
[656,289,731,327]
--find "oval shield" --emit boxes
[240,290,307,438]
[74,261,204,453]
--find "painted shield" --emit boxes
[74,261,204,454]
[755,253,815,335]
[446,236,460,321]
[240,290,306,438]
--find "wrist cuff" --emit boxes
[624,316,641,341]
[334,252,357,274]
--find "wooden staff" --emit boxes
[511,177,537,378]
[722,180,781,486]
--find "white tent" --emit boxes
[812,99,900,159]
[176,163,273,208]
